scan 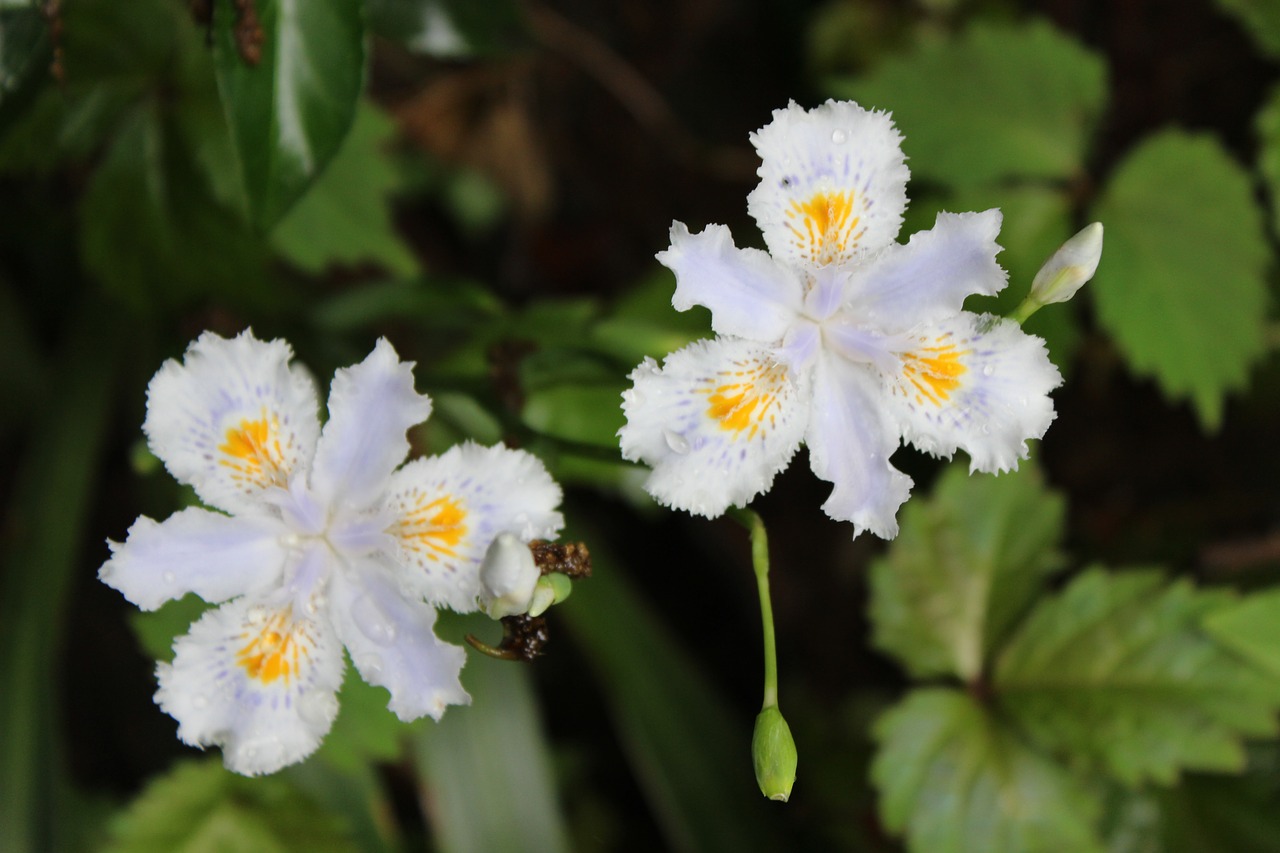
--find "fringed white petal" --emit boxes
[844,210,1007,331]
[806,352,912,539]
[747,100,909,268]
[881,314,1060,473]
[619,337,810,518]
[99,508,288,611]
[657,222,804,342]
[155,595,345,776]
[310,338,433,513]
[382,443,563,612]
[144,330,319,516]
[331,564,469,722]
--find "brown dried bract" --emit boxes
[231,0,264,66]
[529,540,592,579]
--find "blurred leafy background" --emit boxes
[5,0,1280,850]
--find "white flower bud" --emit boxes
[479,533,539,619]
[1030,222,1104,306]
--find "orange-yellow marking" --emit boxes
[219,412,289,488]
[785,191,862,265]
[901,341,970,406]
[236,611,303,685]
[397,495,468,558]
[700,362,787,440]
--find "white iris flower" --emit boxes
[619,100,1061,538]
[100,331,562,775]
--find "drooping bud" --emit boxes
[751,705,798,802]
[479,533,539,619]
[1029,222,1104,307]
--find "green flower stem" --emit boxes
[733,508,779,710]
[1008,297,1043,325]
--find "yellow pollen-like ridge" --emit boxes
[219,411,289,488]
[397,494,469,559]
[785,190,862,265]
[701,361,787,440]
[236,611,305,685]
[901,340,970,406]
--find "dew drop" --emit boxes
[193,694,208,709]
[298,691,335,728]
[351,594,398,646]
[982,364,994,376]
[358,654,384,676]
[831,129,847,144]
[663,429,690,454]
[162,571,175,583]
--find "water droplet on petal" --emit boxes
[162,571,175,583]
[351,594,398,646]
[298,690,336,728]
[663,429,690,454]
[193,694,208,709]
[831,129,847,144]
[358,654,384,676]
[982,364,994,376]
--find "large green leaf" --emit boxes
[1090,130,1269,430]
[273,102,418,276]
[871,689,1103,853]
[1255,82,1280,238]
[1203,587,1280,679]
[103,760,356,853]
[212,0,365,230]
[78,102,269,310]
[414,635,571,853]
[869,463,1065,681]
[995,569,1280,785]
[829,20,1106,187]
[1215,0,1280,58]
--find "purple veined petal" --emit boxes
[747,99,909,268]
[143,330,320,517]
[381,442,564,613]
[154,595,345,776]
[805,350,912,539]
[658,221,804,342]
[843,210,1007,332]
[619,336,812,518]
[309,338,433,513]
[99,507,290,611]
[330,563,469,723]
[880,313,1061,473]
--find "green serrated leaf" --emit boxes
[829,20,1106,187]
[996,568,1280,786]
[871,689,1104,853]
[212,0,365,230]
[1090,130,1269,430]
[103,760,357,853]
[869,463,1065,681]
[273,102,419,276]
[1203,587,1280,679]
[1214,0,1280,58]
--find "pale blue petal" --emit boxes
[658,222,804,342]
[310,338,433,513]
[331,565,469,722]
[99,507,289,611]
[747,99,908,266]
[144,330,320,516]
[806,352,912,539]
[844,210,1007,331]
[619,336,810,518]
[881,314,1060,473]
[155,596,345,776]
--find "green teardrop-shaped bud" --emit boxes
[527,573,574,617]
[752,706,797,802]
[1029,222,1104,306]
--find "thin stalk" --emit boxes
[733,508,779,710]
